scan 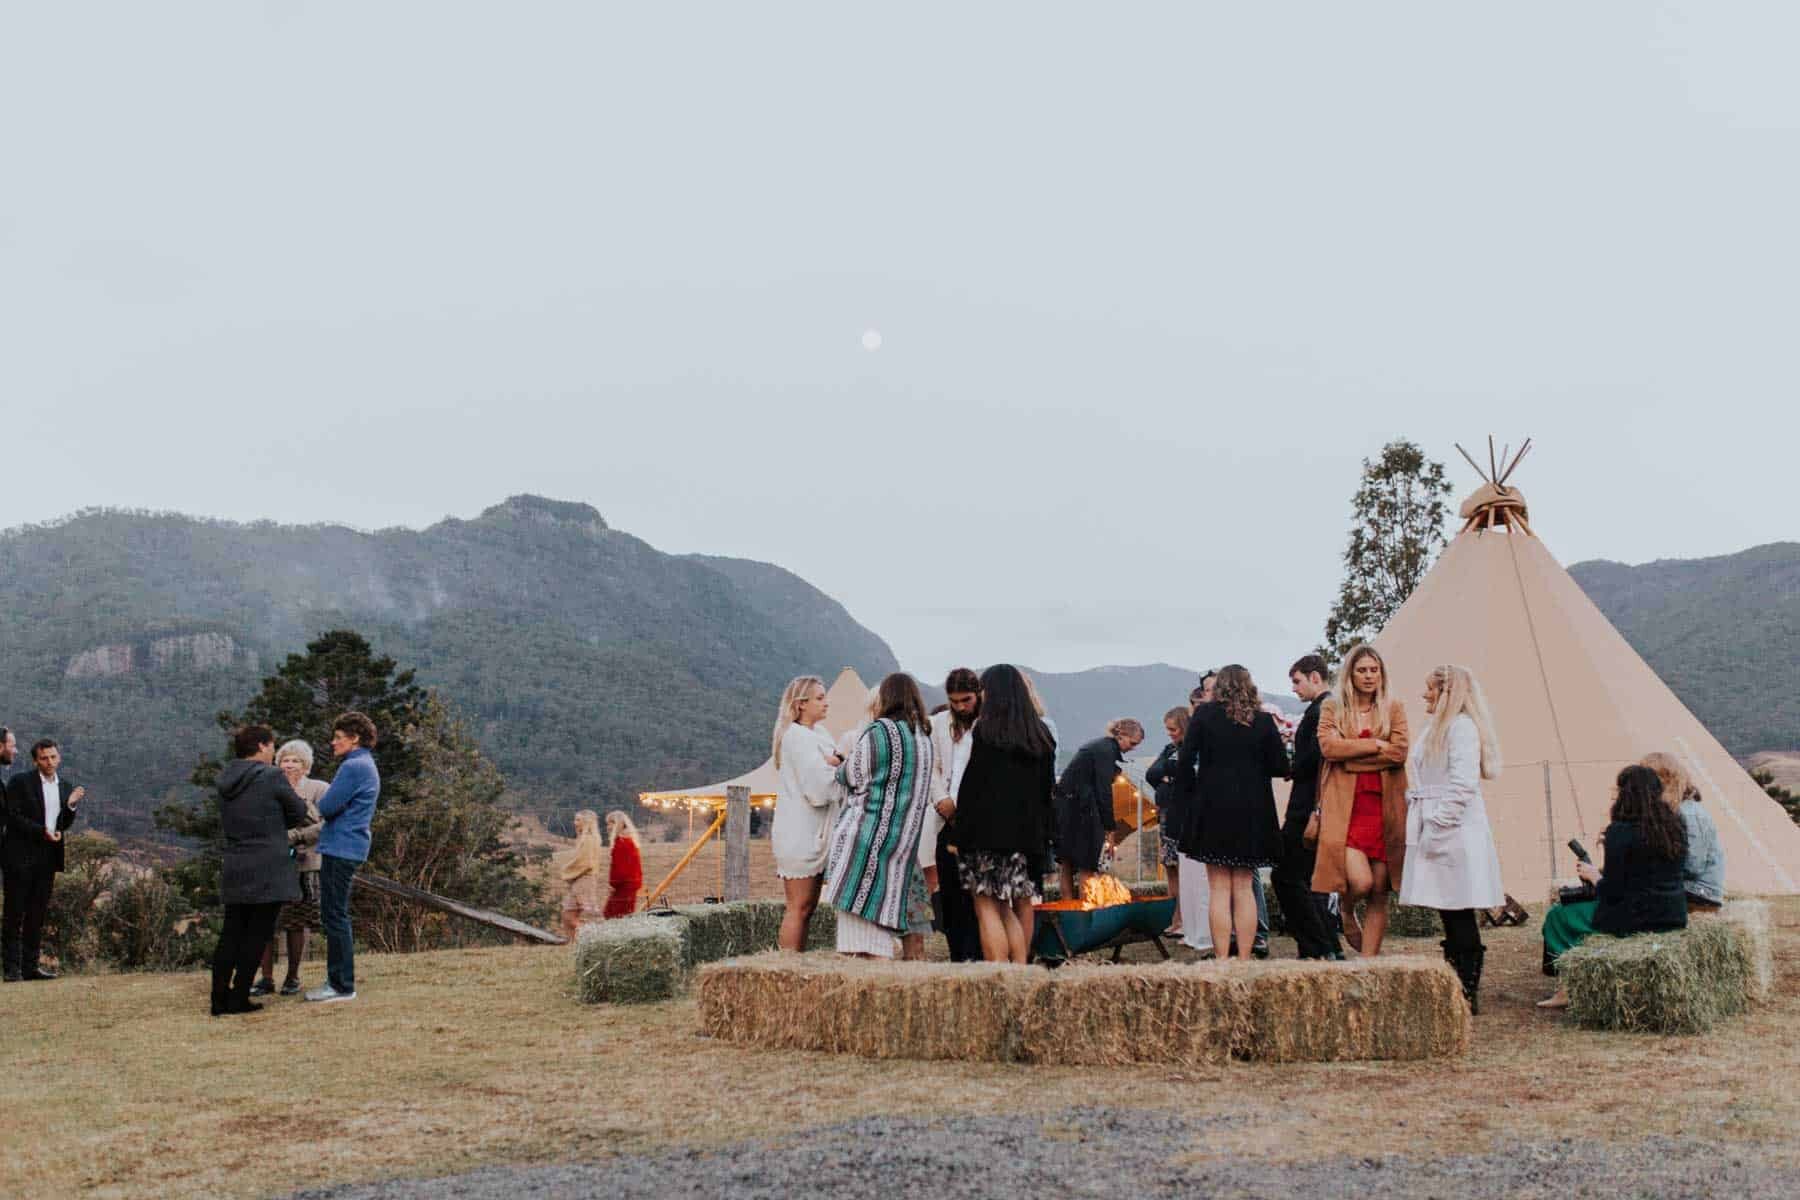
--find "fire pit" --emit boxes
[1031,878,1176,965]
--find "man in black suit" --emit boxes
[1272,656,1343,960]
[2,738,85,981]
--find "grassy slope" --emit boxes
[8,898,1799,1199]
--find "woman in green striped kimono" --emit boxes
[822,673,936,958]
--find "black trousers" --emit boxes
[212,902,283,1010]
[934,841,983,963]
[1271,803,1341,959]
[1,856,57,969]
[1439,907,1482,953]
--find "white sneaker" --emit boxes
[304,984,357,1003]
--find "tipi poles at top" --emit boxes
[1499,439,1533,485]
[1454,442,1492,483]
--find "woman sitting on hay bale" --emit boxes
[1397,665,1505,1014]
[948,664,1057,963]
[559,810,606,939]
[1177,665,1289,963]
[822,674,936,959]
[1538,765,1688,1010]
[604,810,644,919]
[1310,644,1411,958]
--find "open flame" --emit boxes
[1078,873,1134,908]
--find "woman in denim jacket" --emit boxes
[1642,752,1725,910]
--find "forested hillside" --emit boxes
[0,497,897,838]
[1570,542,1800,757]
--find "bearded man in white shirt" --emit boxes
[925,668,984,962]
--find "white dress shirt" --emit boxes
[38,773,60,836]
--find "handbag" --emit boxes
[1557,882,1596,906]
[1302,809,1321,847]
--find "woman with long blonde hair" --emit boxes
[1310,644,1410,956]
[603,810,643,919]
[771,675,843,950]
[1399,665,1504,1011]
[559,810,605,938]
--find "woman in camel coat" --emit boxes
[1310,644,1410,957]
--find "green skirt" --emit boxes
[1541,898,1598,970]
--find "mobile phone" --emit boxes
[1567,838,1591,864]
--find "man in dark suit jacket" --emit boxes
[1271,657,1343,960]
[2,738,84,981]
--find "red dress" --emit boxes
[604,837,643,919]
[1344,728,1388,862]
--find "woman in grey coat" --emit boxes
[210,725,310,1016]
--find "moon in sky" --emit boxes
[861,329,882,351]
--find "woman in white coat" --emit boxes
[771,675,843,951]
[1399,664,1504,1013]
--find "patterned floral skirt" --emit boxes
[956,850,1042,903]
[279,870,322,932]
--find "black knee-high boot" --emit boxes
[1440,940,1486,1014]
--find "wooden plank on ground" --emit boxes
[354,870,567,944]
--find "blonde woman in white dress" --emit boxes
[771,675,842,950]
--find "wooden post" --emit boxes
[724,784,751,901]
[1543,761,1558,888]
[642,809,726,909]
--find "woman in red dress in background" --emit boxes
[604,810,645,919]
[1310,644,1410,957]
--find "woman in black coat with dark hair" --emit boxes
[1177,666,1289,962]
[948,664,1057,963]
[211,725,311,1016]
[1538,765,1687,1009]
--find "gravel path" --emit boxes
[290,1107,1800,1200]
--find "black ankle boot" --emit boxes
[1442,940,1485,1015]
[2,939,21,983]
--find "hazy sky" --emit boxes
[5,3,1796,690]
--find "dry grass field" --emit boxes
[6,896,1799,1198]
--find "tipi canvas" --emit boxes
[1373,444,1800,903]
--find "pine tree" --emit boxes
[1321,440,1452,662]
[156,630,426,906]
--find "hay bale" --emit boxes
[804,903,839,952]
[1014,963,1246,1066]
[1239,958,1469,1062]
[697,954,1470,1063]
[574,917,690,1004]
[697,954,1035,1060]
[577,901,848,1004]
[1562,903,1774,1034]
[1719,899,1775,1003]
[1384,898,1442,939]
[675,901,784,963]
[1562,931,1713,1034]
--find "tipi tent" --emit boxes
[638,667,871,808]
[1374,442,1800,902]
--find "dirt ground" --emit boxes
[5,898,1796,1199]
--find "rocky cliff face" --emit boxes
[65,632,256,680]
